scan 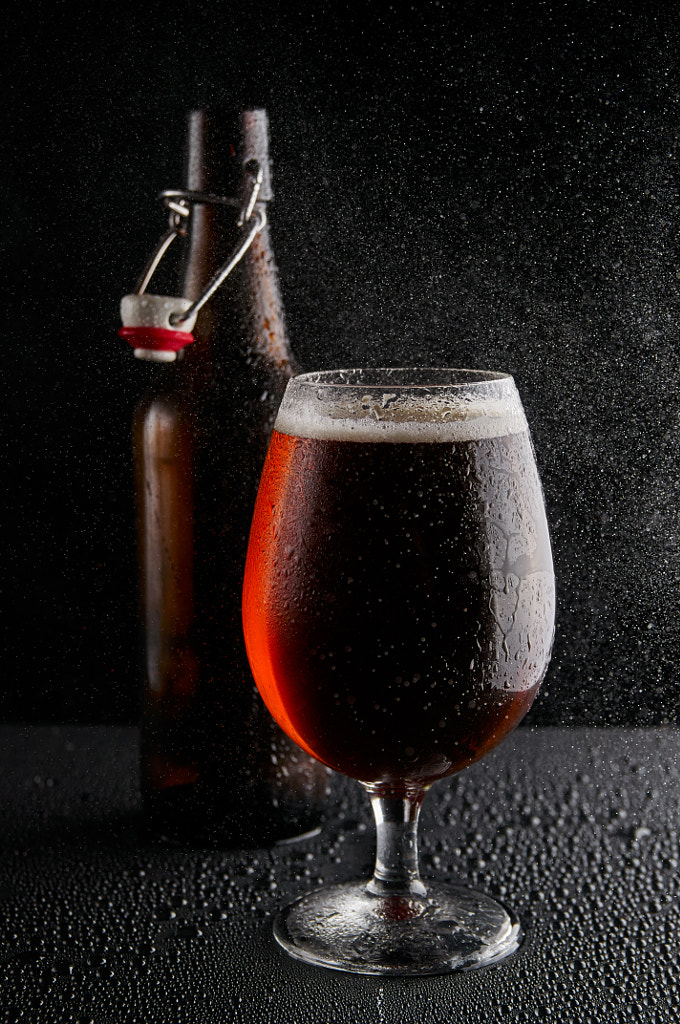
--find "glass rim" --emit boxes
[289,368,513,390]
[276,367,524,441]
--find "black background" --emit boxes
[3,1,679,726]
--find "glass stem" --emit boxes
[364,789,428,898]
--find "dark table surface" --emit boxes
[0,725,678,1023]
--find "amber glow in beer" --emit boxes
[243,370,554,791]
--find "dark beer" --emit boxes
[243,390,554,790]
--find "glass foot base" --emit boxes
[274,881,521,976]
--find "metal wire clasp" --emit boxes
[132,160,266,323]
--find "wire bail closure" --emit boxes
[119,161,266,361]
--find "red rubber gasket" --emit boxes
[118,326,195,352]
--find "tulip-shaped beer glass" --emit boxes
[243,368,554,975]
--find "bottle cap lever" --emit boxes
[118,163,266,361]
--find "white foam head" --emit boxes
[275,368,527,443]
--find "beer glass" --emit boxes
[242,368,555,975]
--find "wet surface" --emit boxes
[1,724,678,1022]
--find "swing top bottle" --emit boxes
[129,108,328,844]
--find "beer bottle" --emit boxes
[125,108,329,845]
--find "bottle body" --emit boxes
[132,110,329,844]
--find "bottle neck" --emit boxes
[171,108,296,394]
[178,109,243,375]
